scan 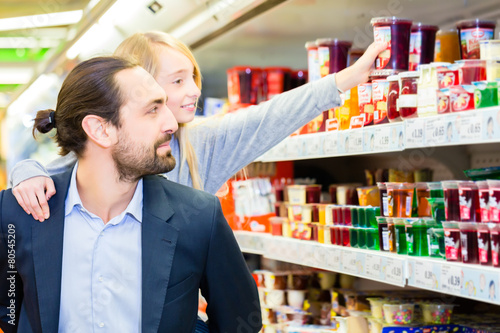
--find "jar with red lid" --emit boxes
[409,23,439,71]
[226,66,263,106]
[357,82,373,126]
[371,17,413,70]
[387,75,401,122]
[456,19,496,59]
[398,71,420,119]
[457,59,487,84]
[316,38,352,76]
[305,41,320,82]
[264,67,292,100]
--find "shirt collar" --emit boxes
[65,162,143,223]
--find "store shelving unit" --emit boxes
[235,231,500,306]
[236,107,500,307]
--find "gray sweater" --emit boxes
[10,74,341,195]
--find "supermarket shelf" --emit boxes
[255,107,500,162]
[234,231,500,306]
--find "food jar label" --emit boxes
[227,71,241,104]
[358,84,372,103]
[383,197,389,216]
[451,91,474,111]
[478,233,489,263]
[318,47,331,78]
[374,26,391,69]
[444,232,460,260]
[460,28,494,59]
[382,230,389,250]
[437,93,450,114]
[434,39,441,59]
[438,71,459,88]
[398,94,418,108]
[409,32,422,71]
[267,71,285,99]
[460,232,469,262]
[405,196,412,216]
[308,49,321,82]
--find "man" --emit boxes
[0,57,261,332]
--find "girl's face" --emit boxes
[155,46,201,124]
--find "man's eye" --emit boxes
[149,106,158,114]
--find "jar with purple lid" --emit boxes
[316,38,352,75]
[371,17,413,70]
[409,23,439,71]
[456,19,496,59]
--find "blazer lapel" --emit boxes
[32,170,72,333]
[141,176,177,333]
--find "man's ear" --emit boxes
[82,115,116,148]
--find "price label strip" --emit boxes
[346,129,364,154]
[287,136,301,158]
[373,126,391,151]
[441,264,462,295]
[325,247,341,271]
[458,112,483,143]
[383,257,405,286]
[425,117,447,145]
[341,250,359,275]
[305,135,322,157]
[323,131,339,156]
[414,260,439,290]
[365,254,382,280]
[405,118,425,148]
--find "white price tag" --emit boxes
[373,126,391,151]
[323,132,339,155]
[365,254,382,279]
[425,117,447,145]
[385,258,405,286]
[415,261,437,289]
[441,264,462,294]
[459,112,483,142]
[306,135,321,157]
[287,137,300,157]
[326,247,341,270]
[342,250,358,274]
[405,118,425,147]
[347,130,363,154]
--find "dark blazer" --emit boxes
[0,170,262,333]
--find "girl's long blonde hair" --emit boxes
[114,31,204,190]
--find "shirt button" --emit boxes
[99,322,104,328]
[98,276,104,282]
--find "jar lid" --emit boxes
[456,18,496,29]
[479,39,500,45]
[315,38,353,47]
[305,41,317,49]
[436,28,458,36]
[399,71,420,78]
[411,23,439,32]
[430,62,451,67]
[369,69,399,79]
[227,66,261,73]
[265,66,292,72]
[387,75,399,81]
[370,16,412,25]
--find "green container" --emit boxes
[351,206,359,227]
[358,207,367,228]
[350,227,359,248]
[405,218,429,256]
[427,198,446,224]
[377,216,390,252]
[427,182,444,198]
[358,228,367,249]
[394,218,407,255]
[366,227,380,250]
[366,206,380,228]
[473,81,498,108]
[428,227,445,259]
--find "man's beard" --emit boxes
[112,132,176,182]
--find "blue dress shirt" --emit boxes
[58,164,143,332]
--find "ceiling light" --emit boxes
[0,67,34,84]
[0,10,83,32]
[0,37,60,49]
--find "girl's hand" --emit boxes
[335,42,389,92]
[12,176,56,222]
